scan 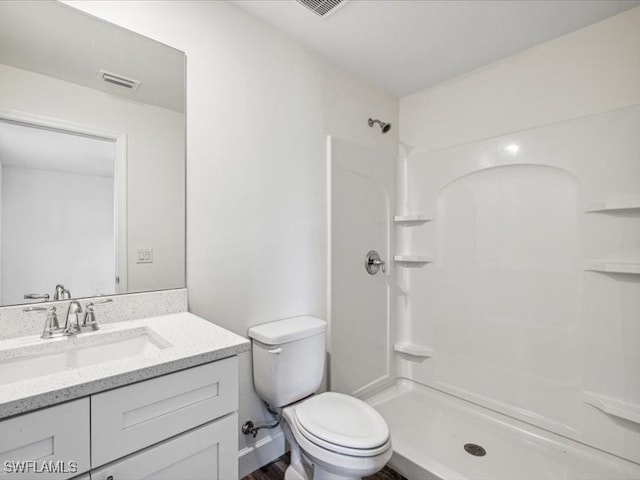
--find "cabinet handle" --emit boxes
[267,348,282,354]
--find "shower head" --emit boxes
[368,118,391,134]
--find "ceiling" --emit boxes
[233,0,640,98]
[0,1,185,113]
[0,121,114,177]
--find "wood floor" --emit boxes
[242,453,406,480]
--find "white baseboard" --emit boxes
[238,430,286,479]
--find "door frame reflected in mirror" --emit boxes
[0,108,128,302]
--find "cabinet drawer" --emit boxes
[91,357,238,467]
[92,413,238,480]
[0,398,90,480]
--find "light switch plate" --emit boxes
[136,248,153,264]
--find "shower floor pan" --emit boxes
[366,379,640,480]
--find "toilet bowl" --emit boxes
[248,316,392,480]
[282,392,392,480]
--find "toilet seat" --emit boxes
[293,392,390,457]
[282,396,393,479]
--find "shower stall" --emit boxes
[327,105,640,479]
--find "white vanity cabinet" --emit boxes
[0,399,90,479]
[0,356,239,480]
[91,357,238,468]
[91,413,237,480]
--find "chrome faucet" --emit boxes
[64,301,83,334]
[24,298,113,339]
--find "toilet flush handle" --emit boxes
[268,347,282,354]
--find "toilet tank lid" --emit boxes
[248,316,326,345]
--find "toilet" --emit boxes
[248,316,392,480]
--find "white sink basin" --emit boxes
[0,327,171,386]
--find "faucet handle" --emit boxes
[88,298,113,306]
[24,293,50,302]
[24,306,60,338]
[82,305,98,331]
[23,305,51,313]
[82,298,112,331]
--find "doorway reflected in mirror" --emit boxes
[0,120,118,305]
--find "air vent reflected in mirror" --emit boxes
[98,69,141,90]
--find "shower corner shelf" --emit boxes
[394,342,434,359]
[585,199,640,213]
[584,391,640,425]
[584,261,640,275]
[394,255,433,265]
[393,213,431,224]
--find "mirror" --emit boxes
[0,1,186,306]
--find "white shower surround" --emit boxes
[328,137,396,398]
[330,7,640,479]
[328,111,640,478]
[382,106,640,478]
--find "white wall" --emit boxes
[1,166,114,304]
[0,62,185,294]
[63,1,398,475]
[398,7,640,464]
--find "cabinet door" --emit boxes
[91,357,238,467]
[91,413,238,480]
[0,398,90,480]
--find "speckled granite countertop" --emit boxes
[0,312,249,420]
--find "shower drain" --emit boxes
[464,443,487,457]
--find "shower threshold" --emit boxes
[365,379,640,480]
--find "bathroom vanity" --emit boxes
[0,312,249,480]
[0,3,233,478]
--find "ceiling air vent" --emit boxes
[98,70,141,90]
[296,0,346,18]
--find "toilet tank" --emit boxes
[248,316,326,407]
